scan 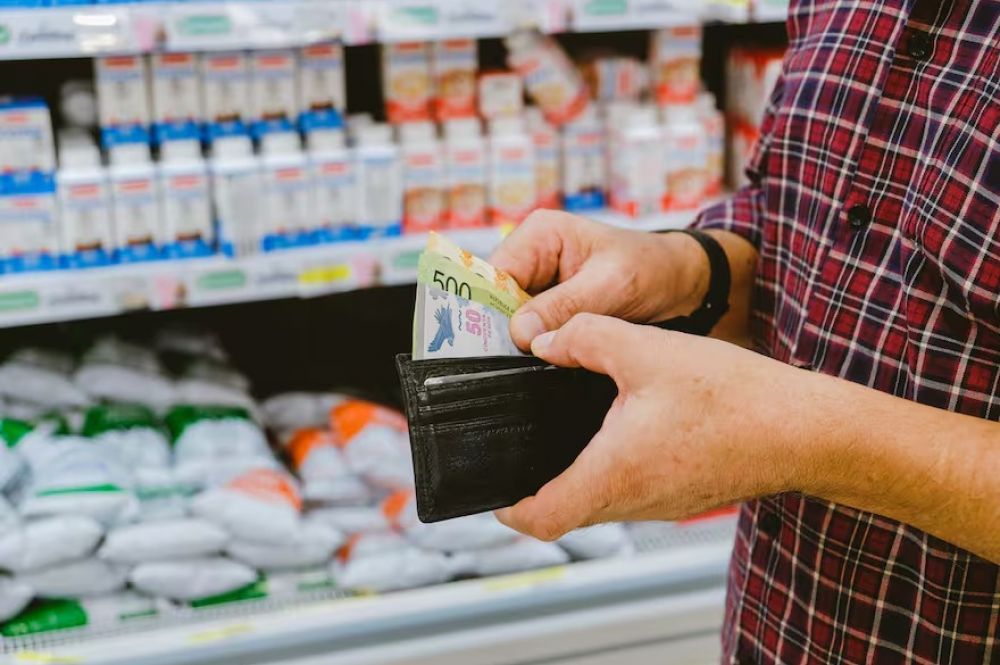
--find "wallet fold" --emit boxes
[396,353,617,523]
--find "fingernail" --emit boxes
[531,331,557,356]
[512,311,546,343]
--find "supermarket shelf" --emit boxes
[0,206,701,330]
[1,518,737,665]
[0,0,781,61]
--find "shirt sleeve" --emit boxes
[691,69,787,250]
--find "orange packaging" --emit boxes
[330,400,407,446]
[383,42,433,123]
[432,40,478,121]
[650,26,702,107]
[285,427,338,470]
[226,468,303,512]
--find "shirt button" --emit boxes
[847,204,872,230]
[907,30,933,60]
[759,511,781,538]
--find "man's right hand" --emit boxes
[490,209,711,351]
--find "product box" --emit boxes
[561,111,606,212]
[250,50,300,138]
[298,43,346,133]
[477,71,523,120]
[150,52,203,144]
[505,30,590,126]
[580,57,649,102]
[0,172,60,273]
[382,42,433,124]
[94,56,152,147]
[201,51,252,140]
[0,97,56,174]
[432,40,478,121]
[650,26,702,106]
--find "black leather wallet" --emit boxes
[396,354,617,523]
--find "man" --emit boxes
[489,1,999,662]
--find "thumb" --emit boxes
[530,313,651,382]
[510,271,614,350]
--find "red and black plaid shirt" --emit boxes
[694,0,1000,662]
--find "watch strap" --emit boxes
[655,230,731,336]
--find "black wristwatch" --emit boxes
[654,230,731,336]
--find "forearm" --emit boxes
[789,371,1000,563]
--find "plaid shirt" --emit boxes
[694,0,1000,662]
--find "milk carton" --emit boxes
[0,172,59,273]
[307,129,357,242]
[298,43,346,133]
[661,105,708,212]
[610,106,664,218]
[650,26,702,107]
[0,97,56,174]
[250,50,299,138]
[355,124,402,238]
[211,135,262,257]
[432,39,477,121]
[399,122,445,234]
[159,140,213,258]
[260,132,314,250]
[57,139,114,268]
[201,52,252,140]
[560,107,606,212]
[109,143,162,262]
[443,118,487,229]
[150,52,203,144]
[525,108,560,210]
[94,56,152,147]
[382,42,433,124]
[487,116,536,226]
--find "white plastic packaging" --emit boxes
[92,423,170,471]
[610,106,665,218]
[159,139,213,258]
[169,406,273,486]
[226,518,343,571]
[382,42,433,123]
[560,107,606,212]
[130,558,257,602]
[0,516,104,573]
[661,104,709,212]
[0,577,33,623]
[250,50,300,135]
[399,121,446,234]
[108,143,164,262]
[487,116,536,226]
[99,519,229,564]
[388,492,518,552]
[0,348,89,408]
[74,337,175,408]
[307,129,357,242]
[192,467,303,544]
[558,524,634,560]
[261,392,347,435]
[505,30,590,126]
[335,547,451,593]
[355,124,403,237]
[448,539,569,577]
[307,506,390,535]
[329,400,413,492]
[19,558,128,599]
[150,52,203,142]
[57,138,115,268]
[211,135,262,257]
[443,118,487,229]
[200,52,251,137]
[284,428,370,505]
[260,131,315,248]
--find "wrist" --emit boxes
[653,232,711,321]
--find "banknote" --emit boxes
[426,232,531,308]
[413,285,524,360]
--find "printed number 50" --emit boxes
[466,308,482,335]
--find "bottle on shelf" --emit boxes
[57,135,114,269]
[525,108,561,211]
[399,121,446,235]
[442,117,487,229]
[505,29,591,126]
[487,116,536,227]
[609,106,665,219]
[560,106,607,212]
[159,139,213,259]
[355,123,402,239]
[660,104,709,213]
[307,128,358,243]
[211,135,263,258]
[108,142,163,263]
[259,131,315,251]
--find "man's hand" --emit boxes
[489,210,711,350]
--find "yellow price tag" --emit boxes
[14,653,81,664]
[187,623,255,644]
[299,264,351,286]
[482,566,567,592]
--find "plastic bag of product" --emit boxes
[226,518,343,571]
[132,467,195,521]
[82,404,171,470]
[18,436,138,525]
[154,327,229,364]
[329,400,413,491]
[129,558,258,602]
[0,496,19,532]
[0,593,160,638]
[99,518,229,564]
[0,516,104,573]
[74,338,176,409]
[284,428,371,505]
[384,491,518,552]
[172,359,258,416]
[338,530,408,559]
[262,393,348,435]
[0,576,33,622]
[448,539,569,578]
[334,546,452,593]
[0,418,32,493]
[191,467,303,544]
[18,558,128,598]
[0,349,90,409]
[558,524,634,560]
[306,505,391,535]
[167,405,274,488]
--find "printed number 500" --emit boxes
[433,270,473,300]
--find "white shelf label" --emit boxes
[164,0,343,51]
[570,0,696,31]
[0,8,134,60]
[376,0,509,41]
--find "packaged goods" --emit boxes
[0,516,104,573]
[59,81,98,131]
[200,52,252,140]
[307,506,390,535]
[250,49,299,137]
[181,568,334,609]
[356,123,403,238]
[19,558,128,598]
[505,30,590,126]
[579,56,648,102]
[261,392,347,435]
[443,118,488,228]
[74,338,175,408]
[385,491,518,552]
[171,359,256,415]
[308,129,358,243]
[0,440,26,497]
[699,93,725,198]
[0,594,158,638]
[0,171,59,273]
[650,26,702,107]
[57,137,115,268]
[661,105,709,212]
[487,116,536,225]
[399,122,446,234]
[191,467,303,544]
[284,428,370,505]
[524,109,560,209]
[18,437,137,525]
[132,467,193,522]
[330,400,413,492]
[226,518,343,571]
[335,546,451,593]
[609,106,665,218]
[383,42,433,123]
[94,56,151,146]
[558,524,633,559]
[260,131,315,250]
[167,405,273,486]
[338,531,407,558]
[108,143,164,263]
[297,43,346,132]
[477,71,524,120]
[0,97,56,173]
[99,519,229,564]
[211,135,263,257]
[0,349,89,408]
[150,52,203,144]
[158,139,214,259]
[726,47,784,188]
[0,577,33,623]
[560,107,606,212]
[448,539,569,577]
[130,557,257,601]
[0,496,19,532]
[432,40,478,120]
